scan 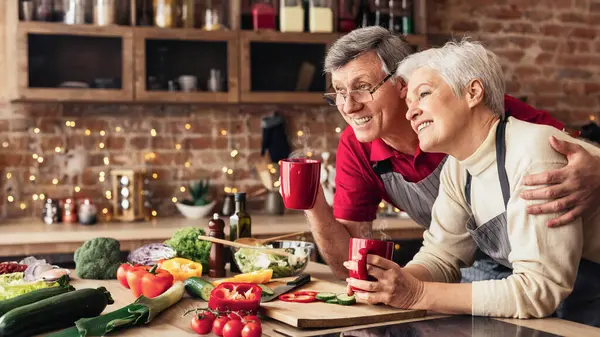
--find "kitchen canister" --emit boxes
[94,0,115,25]
[63,0,87,24]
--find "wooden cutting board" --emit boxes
[260,278,427,329]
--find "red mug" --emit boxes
[280,158,321,210]
[349,238,394,291]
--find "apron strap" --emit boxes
[464,114,511,209]
[372,158,393,177]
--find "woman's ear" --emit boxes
[465,79,484,108]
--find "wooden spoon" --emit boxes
[235,231,306,247]
[197,235,294,258]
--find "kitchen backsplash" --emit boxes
[0,103,344,219]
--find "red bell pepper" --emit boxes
[140,264,174,298]
[125,265,151,298]
[278,293,317,303]
[208,283,262,315]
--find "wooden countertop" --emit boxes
[61,263,598,337]
[0,213,424,257]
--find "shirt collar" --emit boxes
[370,138,424,164]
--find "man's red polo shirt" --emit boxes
[333,95,566,222]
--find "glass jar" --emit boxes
[153,0,177,28]
[280,0,304,32]
[94,0,115,25]
[338,0,356,32]
[63,0,87,24]
[203,8,222,31]
[309,0,333,32]
[181,0,195,28]
[251,0,275,30]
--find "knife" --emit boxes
[261,273,311,302]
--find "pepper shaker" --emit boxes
[208,213,226,278]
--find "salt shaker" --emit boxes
[208,213,226,278]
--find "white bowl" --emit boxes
[176,200,217,220]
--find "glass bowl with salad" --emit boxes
[231,240,314,278]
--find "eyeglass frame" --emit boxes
[323,73,394,106]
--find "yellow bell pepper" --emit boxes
[158,257,203,282]
[213,269,273,287]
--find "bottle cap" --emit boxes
[234,192,246,201]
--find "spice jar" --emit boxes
[63,0,87,24]
[309,0,333,32]
[153,0,177,28]
[251,0,275,30]
[61,198,78,224]
[280,0,304,32]
[78,198,98,225]
[94,0,115,25]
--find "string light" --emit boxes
[180,186,186,192]
[172,197,178,203]
[105,190,112,199]
[306,151,313,157]
[55,147,62,153]
[222,166,228,173]
[100,130,106,136]
[115,126,122,132]
[103,157,110,165]
[32,153,38,159]
[152,173,158,179]
[52,178,58,185]
[224,186,232,193]
[231,188,238,193]
[102,208,108,214]
[227,169,233,175]
[151,210,157,217]
[20,203,26,210]
[6,172,12,179]
[379,202,386,208]
[175,143,181,150]
[99,142,105,149]
[7,196,14,202]
[393,207,400,213]
[335,127,342,133]
[39,193,45,200]
[269,168,276,174]
[74,186,81,192]
[267,164,274,170]
[220,129,227,136]
[85,129,91,136]
[37,157,44,163]
[185,161,191,168]
[274,181,280,188]
[150,129,157,137]
[297,130,304,137]
[230,149,238,157]
[29,175,35,181]
[65,121,70,127]
[590,115,596,121]
[33,128,40,134]
[2,142,8,148]
[99,176,105,182]
[100,171,105,177]
[32,194,39,201]
[185,123,191,130]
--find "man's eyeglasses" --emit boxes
[323,73,393,107]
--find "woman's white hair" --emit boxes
[395,39,505,117]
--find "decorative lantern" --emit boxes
[110,169,146,221]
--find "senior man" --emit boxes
[307,26,600,282]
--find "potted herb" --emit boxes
[175,179,217,219]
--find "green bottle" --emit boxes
[229,192,252,272]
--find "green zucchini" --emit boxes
[336,294,356,306]
[0,287,113,337]
[258,284,274,296]
[315,292,336,301]
[0,282,75,317]
[184,277,214,301]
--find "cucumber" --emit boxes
[326,298,338,304]
[0,283,75,317]
[315,292,336,301]
[0,287,113,337]
[336,294,356,306]
[184,277,214,301]
[258,284,274,297]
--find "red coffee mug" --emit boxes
[280,158,321,210]
[349,238,394,291]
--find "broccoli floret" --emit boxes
[74,237,122,279]
[164,227,211,272]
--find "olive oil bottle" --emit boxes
[229,192,252,272]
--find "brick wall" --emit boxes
[428,0,600,125]
[0,103,344,218]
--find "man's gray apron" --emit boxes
[372,156,511,282]
[464,117,600,327]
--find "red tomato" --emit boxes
[228,312,243,321]
[223,320,244,337]
[203,311,216,321]
[212,317,230,337]
[191,314,214,335]
[242,322,262,337]
[242,315,261,325]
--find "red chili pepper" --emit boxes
[208,283,262,315]
[140,264,174,298]
[278,293,317,303]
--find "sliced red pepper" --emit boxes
[294,291,318,297]
[208,282,262,315]
[278,293,317,303]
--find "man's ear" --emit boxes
[465,79,484,108]
[397,79,408,99]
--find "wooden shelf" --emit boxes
[17,21,131,37]
[241,30,343,44]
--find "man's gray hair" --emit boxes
[324,26,414,78]
[396,40,505,118]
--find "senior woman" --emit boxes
[344,40,600,327]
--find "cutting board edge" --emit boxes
[295,309,428,329]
